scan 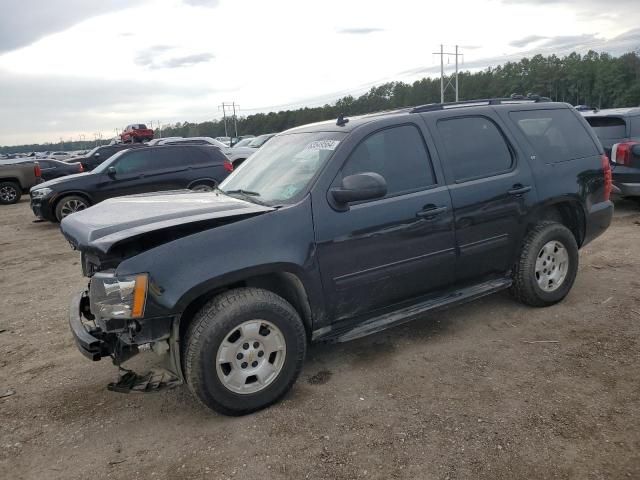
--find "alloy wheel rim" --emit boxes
[535,240,569,292]
[215,319,286,395]
[0,186,17,202]
[60,199,87,218]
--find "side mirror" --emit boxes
[330,172,387,206]
[107,166,116,177]
[94,152,100,158]
[632,144,640,157]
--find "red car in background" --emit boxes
[120,124,154,143]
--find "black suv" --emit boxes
[31,145,232,222]
[582,107,640,199]
[61,99,613,415]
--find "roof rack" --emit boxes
[410,94,552,114]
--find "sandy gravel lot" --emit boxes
[1,198,639,480]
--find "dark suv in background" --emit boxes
[62,99,612,415]
[582,107,640,200]
[31,144,232,222]
[70,143,147,171]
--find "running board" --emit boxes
[318,277,512,343]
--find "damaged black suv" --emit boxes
[62,99,613,415]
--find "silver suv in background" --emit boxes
[226,133,276,166]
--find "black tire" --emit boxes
[0,181,21,205]
[184,288,307,416]
[55,195,90,222]
[233,158,246,168]
[511,221,579,307]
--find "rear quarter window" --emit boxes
[510,109,598,162]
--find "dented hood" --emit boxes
[60,190,274,254]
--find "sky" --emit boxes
[0,0,639,146]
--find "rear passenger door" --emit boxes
[425,110,537,282]
[139,147,191,191]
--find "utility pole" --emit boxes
[218,103,228,137]
[231,102,239,139]
[157,121,162,138]
[219,102,240,138]
[432,44,463,103]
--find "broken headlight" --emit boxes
[89,272,148,319]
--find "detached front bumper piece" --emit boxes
[68,292,108,361]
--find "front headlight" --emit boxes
[89,272,148,319]
[31,187,52,197]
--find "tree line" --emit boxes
[3,50,639,153]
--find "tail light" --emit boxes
[611,141,638,166]
[224,160,234,172]
[601,154,612,201]
[34,163,41,178]
[78,163,84,172]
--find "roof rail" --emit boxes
[410,95,552,114]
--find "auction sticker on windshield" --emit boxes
[304,140,340,151]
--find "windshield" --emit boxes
[248,134,274,148]
[220,132,345,205]
[92,149,128,173]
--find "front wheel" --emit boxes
[511,221,579,307]
[184,288,306,415]
[55,195,90,222]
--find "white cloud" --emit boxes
[0,0,639,145]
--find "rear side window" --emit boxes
[342,124,436,197]
[148,149,181,169]
[511,109,598,162]
[437,116,513,181]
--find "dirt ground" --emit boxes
[1,198,639,480]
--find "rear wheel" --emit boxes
[55,195,90,222]
[184,288,306,415]
[511,221,579,307]
[0,181,21,205]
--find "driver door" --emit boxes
[94,149,155,201]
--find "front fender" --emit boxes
[114,196,326,323]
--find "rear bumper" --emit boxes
[614,182,640,197]
[582,200,614,247]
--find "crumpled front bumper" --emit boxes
[68,292,110,361]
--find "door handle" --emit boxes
[416,205,448,218]
[507,185,531,196]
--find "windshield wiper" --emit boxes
[224,189,261,196]
[221,188,269,206]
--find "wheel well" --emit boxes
[187,179,217,189]
[536,202,585,246]
[0,177,20,186]
[178,272,313,345]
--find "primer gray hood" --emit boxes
[60,190,274,254]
